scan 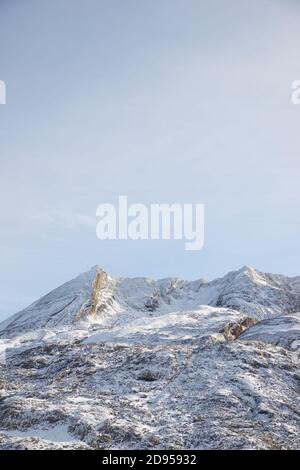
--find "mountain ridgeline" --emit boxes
[1,265,299,337]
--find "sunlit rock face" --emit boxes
[0,266,299,450]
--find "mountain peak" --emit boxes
[238,265,256,274]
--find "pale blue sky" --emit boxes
[0,0,300,320]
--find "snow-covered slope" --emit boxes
[0,265,299,450]
[0,267,98,337]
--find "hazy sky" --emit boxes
[0,0,300,320]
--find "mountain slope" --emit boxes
[0,266,299,450]
[0,267,98,337]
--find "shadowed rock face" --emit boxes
[239,313,300,350]
[0,266,299,449]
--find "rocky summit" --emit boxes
[0,265,299,449]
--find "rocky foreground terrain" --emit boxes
[0,265,299,450]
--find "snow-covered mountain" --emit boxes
[0,266,299,449]
[1,265,299,337]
